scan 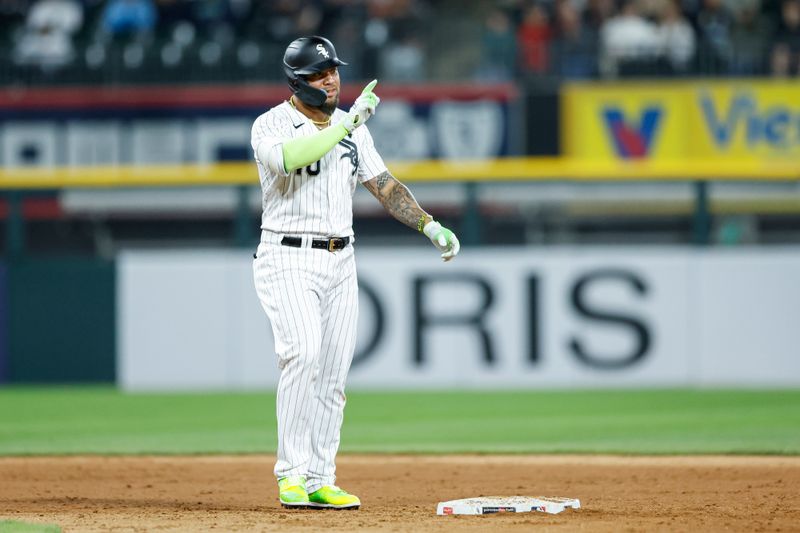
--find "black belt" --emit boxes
[281,235,350,252]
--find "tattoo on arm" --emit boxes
[376,171,391,190]
[368,170,428,230]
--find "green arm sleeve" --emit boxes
[281,123,348,173]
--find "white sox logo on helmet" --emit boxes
[316,44,330,58]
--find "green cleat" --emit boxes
[278,475,310,508]
[307,485,361,510]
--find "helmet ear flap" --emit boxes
[293,76,327,107]
[285,71,325,107]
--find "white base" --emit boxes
[437,496,581,515]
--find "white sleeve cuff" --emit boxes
[256,139,289,177]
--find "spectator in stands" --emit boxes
[552,0,598,77]
[362,0,429,80]
[294,3,324,35]
[252,0,323,44]
[694,0,736,73]
[657,0,696,73]
[101,0,157,40]
[12,0,83,71]
[760,0,784,26]
[477,8,518,80]
[7,0,800,84]
[0,0,25,47]
[600,0,662,77]
[721,0,760,17]
[638,0,670,20]
[518,3,553,75]
[583,0,616,35]
[380,30,426,81]
[771,0,800,75]
[324,1,368,79]
[191,0,250,53]
[730,0,773,74]
[365,0,420,20]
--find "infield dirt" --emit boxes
[1,454,798,532]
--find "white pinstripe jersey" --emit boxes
[251,101,388,237]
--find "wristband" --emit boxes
[417,215,432,233]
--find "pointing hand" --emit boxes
[340,79,380,133]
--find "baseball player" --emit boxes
[251,35,460,510]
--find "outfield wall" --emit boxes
[118,247,800,391]
[0,258,116,384]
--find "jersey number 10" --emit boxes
[295,161,320,176]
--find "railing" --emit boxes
[2,157,798,256]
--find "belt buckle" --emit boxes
[327,238,337,252]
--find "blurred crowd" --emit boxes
[0,0,798,85]
[0,0,435,83]
[487,0,800,79]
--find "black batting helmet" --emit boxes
[283,36,348,107]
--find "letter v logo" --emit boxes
[602,106,662,159]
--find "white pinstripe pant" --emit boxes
[253,233,359,493]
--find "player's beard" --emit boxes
[318,93,339,116]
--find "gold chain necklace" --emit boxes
[289,96,331,128]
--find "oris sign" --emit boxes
[119,247,800,390]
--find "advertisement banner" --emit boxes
[563,80,800,163]
[0,84,518,171]
[118,247,800,391]
[347,250,692,389]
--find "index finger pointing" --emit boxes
[362,79,378,94]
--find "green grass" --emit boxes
[0,387,798,455]
[0,521,61,533]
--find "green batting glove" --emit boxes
[340,79,380,133]
[423,220,461,262]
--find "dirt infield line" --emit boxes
[2,455,798,532]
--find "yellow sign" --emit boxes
[563,80,800,163]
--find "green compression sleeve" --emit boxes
[281,123,348,173]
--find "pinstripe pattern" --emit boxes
[251,100,385,493]
[251,101,387,237]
